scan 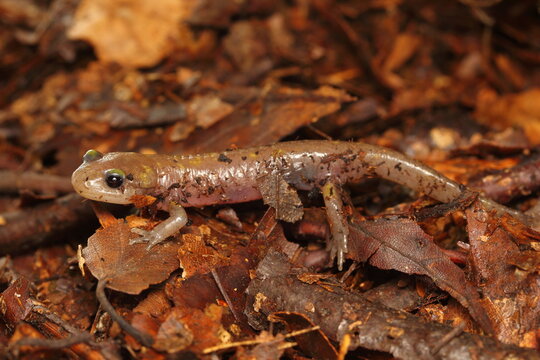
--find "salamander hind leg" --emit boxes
[129,202,188,250]
[321,180,349,271]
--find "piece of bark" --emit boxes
[469,153,540,203]
[0,193,96,255]
[245,251,539,360]
[0,170,73,195]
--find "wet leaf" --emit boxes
[188,94,234,129]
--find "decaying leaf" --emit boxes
[6,0,540,357]
[154,304,224,353]
[82,220,181,294]
[178,231,227,278]
[152,308,195,353]
[466,204,540,346]
[257,165,304,223]
[0,277,32,326]
[347,217,493,334]
[129,195,157,208]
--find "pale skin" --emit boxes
[71,140,531,269]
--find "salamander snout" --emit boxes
[71,162,132,205]
[71,151,158,205]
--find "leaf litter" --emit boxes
[2,0,540,358]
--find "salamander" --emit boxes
[71,140,529,269]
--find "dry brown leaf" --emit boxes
[68,0,192,67]
[466,204,540,346]
[179,85,355,153]
[82,220,181,294]
[475,88,540,145]
[188,94,235,129]
[154,304,224,353]
[129,195,157,208]
[379,32,422,89]
[177,232,228,278]
[348,217,493,334]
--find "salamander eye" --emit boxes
[83,149,103,163]
[104,169,125,188]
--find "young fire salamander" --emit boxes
[71,140,528,269]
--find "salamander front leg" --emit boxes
[322,181,349,271]
[130,202,188,249]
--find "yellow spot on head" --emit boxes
[138,165,155,187]
[188,157,203,166]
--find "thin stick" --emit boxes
[10,333,93,350]
[430,321,466,355]
[32,305,82,335]
[96,279,154,347]
[306,124,333,140]
[339,262,357,283]
[203,325,320,354]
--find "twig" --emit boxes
[95,279,154,347]
[430,321,466,355]
[32,304,84,335]
[0,170,72,194]
[9,332,93,351]
[458,0,503,8]
[338,332,352,360]
[306,124,333,140]
[339,262,357,283]
[203,325,320,354]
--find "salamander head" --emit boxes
[71,150,158,204]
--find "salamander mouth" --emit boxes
[71,167,87,195]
